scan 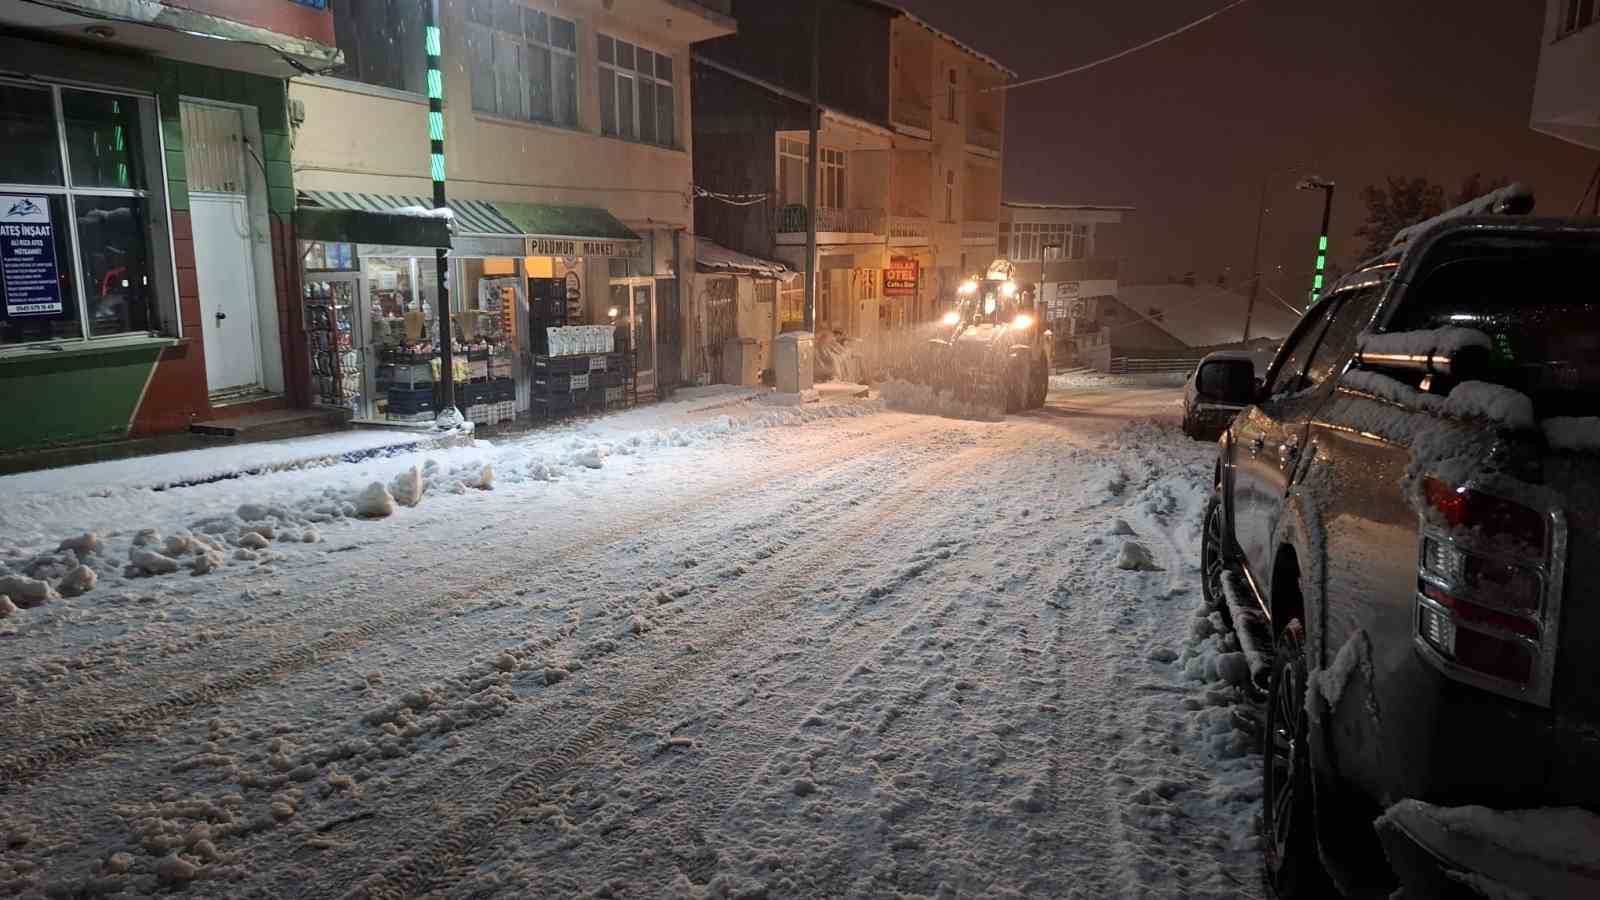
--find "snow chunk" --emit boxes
[130,547,181,575]
[132,527,161,547]
[390,465,425,507]
[354,482,396,518]
[470,463,495,490]
[1310,630,1368,712]
[155,852,198,883]
[236,532,271,551]
[1116,541,1162,571]
[573,446,609,469]
[0,574,60,607]
[162,533,195,557]
[1359,327,1491,358]
[190,550,226,575]
[56,564,97,598]
[1544,418,1600,453]
[56,532,101,556]
[1443,382,1535,430]
[0,595,15,618]
[1110,519,1137,536]
[390,204,455,220]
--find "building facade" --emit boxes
[999,202,1130,366]
[289,0,734,419]
[0,0,339,452]
[1532,0,1600,151]
[691,0,1010,373]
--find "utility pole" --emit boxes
[424,0,460,428]
[804,0,820,333]
[1297,176,1335,304]
[1242,174,1267,342]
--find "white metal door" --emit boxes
[192,192,262,393]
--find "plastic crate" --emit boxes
[387,386,436,414]
[382,362,434,387]
[488,357,514,379]
[533,372,591,392]
[604,386,626,405]
[455,382,496,406]
[491,378,515,402]
[468,358,490,380]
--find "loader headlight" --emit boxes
[941,311,961,326]
[1012,313,1033,330]
[984,295,997,315]
[1001,280,1018,299]
[959,280,978,296]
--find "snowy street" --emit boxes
[0,383,1263,899]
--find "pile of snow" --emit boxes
[1341,370,1537,430]
[1050,369,1189,390]
[1377,800,1600,897]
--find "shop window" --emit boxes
[1,80,167,348]
[466,0,579,128]
[779,278,805,330]
[598,34,675,147]
[330,0,428,94]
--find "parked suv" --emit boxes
[1200,187,1600,898]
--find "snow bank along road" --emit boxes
[0,384,1263,899]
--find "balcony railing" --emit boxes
[962,220,998,243]
[966,123,1002,152]
[777,205,886,235]
[893,95,932,131]
[890,215,931,244]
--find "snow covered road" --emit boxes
[0,385,1263,899]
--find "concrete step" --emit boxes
[190,408,349,443]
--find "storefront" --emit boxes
[0,25,322,452]
[295,192,653,424]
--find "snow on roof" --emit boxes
[1004,201,1137,212]
[1116,284,1304,349]
[695,238,797,280]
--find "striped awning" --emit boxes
[299,190,519,237]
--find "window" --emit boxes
[777,137,808,207]
[1265,299,1340,397]
[779,277,805,330]
[1,81,167,347]
[330,0,427,94]
[998,221,1009,258]
[945,68,958,122]
[1562,0,1598,37]
[944,170,955,222]
[1070,224,1091,260]
[776,140,844,208]
[1304,286,1382,389]
[466,0,579,127]
[599,34,675,147]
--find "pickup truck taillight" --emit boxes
[1414,477,1564,706]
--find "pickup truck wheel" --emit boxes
[1263,620,1331,898]
[1201,492,1229,609]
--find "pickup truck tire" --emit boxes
[1201,492,1229,610]
[1263,619,1333,898]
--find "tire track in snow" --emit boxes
[337,429,1026,900]
[0,415,959,791]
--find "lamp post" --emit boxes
[424,0,461,429]
[1296,176,1336,305]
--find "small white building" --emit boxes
[999,202,1131,366]
[1532,1,1600,151]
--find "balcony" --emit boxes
[889,215,931,246]
[893,95,933,134]
[966,122,1002,154]
[962,220,998,245]
[776,205,886,244]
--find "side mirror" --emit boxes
[1197,358,1257,405]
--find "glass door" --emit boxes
[633,284,654,397]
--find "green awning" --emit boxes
[294,206,452,249]
[493,202,642,259]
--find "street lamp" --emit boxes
[1296,176,1336,305]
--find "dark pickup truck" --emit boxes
[1197,187,1600,898]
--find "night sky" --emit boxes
[894,0,1597,294]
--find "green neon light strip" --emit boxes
[1316,254,1326,270]
[429,111,445,141]
[1313,274,1324,290]
[426,26,442,57]
[1318,235,1328,251]
[428,71,443,100]
[431,153,446,182]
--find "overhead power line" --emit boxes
[991,0,1255,93]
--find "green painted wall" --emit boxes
[156,61,296,215]
[0,344,166,452]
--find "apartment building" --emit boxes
[691,0,1011,370]
[1532,0,1600,152]
[1000,202,1131,366]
